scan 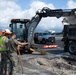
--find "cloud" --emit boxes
[0,0,58,31]
[1,0,76,32]
[30,1,55,10]
[29,1,63,32]
[67,0,76,9]
[63,0,76,25]
[0,0,21,28]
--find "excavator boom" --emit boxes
[36,7,76,17]
[27,7,76,48]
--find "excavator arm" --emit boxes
[27,7,76,48]
[36,7,76,18]
[27,15,42,48]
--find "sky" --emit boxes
[0,0,76,32]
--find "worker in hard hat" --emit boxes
[7,32,28,75]
[0,29,12,74]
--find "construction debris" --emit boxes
[28,56,76,75]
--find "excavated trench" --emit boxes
[28,55,76,75]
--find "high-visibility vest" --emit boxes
[0,36,7,52]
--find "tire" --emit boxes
[68,42,76,55]
[34,38,38,44]
[51,37,55,43]
[64,45,68,52]
[64,38,69,52]
[42,38,46,44]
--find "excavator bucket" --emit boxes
[30,48,47,55]
[29,45,47,55]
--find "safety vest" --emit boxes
[0,36,7,52]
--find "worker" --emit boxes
[0,29,12,74]
[17,25,24,40]
[7,32,28,75]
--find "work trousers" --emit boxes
[0,52,7,74]
[10,52,18,75]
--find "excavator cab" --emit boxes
[10,19,30,42]
[9,19,33,54]
[9,18,47,55]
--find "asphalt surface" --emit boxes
[0,37,76,75]
[19,38,65,75]
[0,37,65,75]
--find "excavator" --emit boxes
[9,7,76,55]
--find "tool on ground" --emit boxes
[17,45,24,75]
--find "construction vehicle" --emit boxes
[9,7,76,55]
[63,24,76,55]
[9,19,47,54]
[9,19,34,54]
[10,19,30,41]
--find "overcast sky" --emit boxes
[0,0,76,32]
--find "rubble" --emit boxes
[28,56,76,75]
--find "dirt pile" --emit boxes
[28,56,76,75]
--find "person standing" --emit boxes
[0,29,12,74]
[7,32,28,75]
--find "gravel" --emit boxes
[28,56,76,75]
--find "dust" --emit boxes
[28,56,76,75]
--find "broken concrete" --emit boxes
[28,55,76,75]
